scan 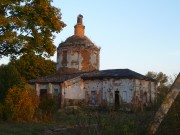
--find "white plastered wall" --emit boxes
[62,77,84,100]
[83,78,156,105]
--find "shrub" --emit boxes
[39,94,57,116]
[0,103,3,120]
[5,85,39,121]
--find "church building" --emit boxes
[29,15,156,109]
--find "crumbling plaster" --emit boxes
[61,78,156,106]
[62,77,84,100]
[57,45,100,75]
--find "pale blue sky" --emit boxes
[0,0,180,76]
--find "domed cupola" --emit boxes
[57,15,100,75]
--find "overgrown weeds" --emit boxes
[52,107,154,135]
[0,105,179,135]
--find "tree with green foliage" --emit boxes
[11,54,56,80]
[0,0,65,58]
[146,71,168,88]
[146,71,169,105]
[0,55,56,100]
[0,64,25,100]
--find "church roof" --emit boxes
[58,35,99,48]
[82,69,156,81]
[28,73,82,83]
[58,15,99,49]
[65,35,94,45]
[29,69,155,84]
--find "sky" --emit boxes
[0,0,180,76]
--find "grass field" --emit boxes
[0,105,179,135]
[0,107,155,135]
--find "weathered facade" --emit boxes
[29,15,156,109]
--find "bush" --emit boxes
[0,103,3,120]
[39,94,57,118]
[4,85,39,121]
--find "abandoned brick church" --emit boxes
[29,15,157,108]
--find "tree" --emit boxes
[0,54,56,100]
[0,0,65,58]
[11,54,56,80]
[0,64,25,100]
[146,71,168,88]
[146,71,169,105]
[5,85,39,121]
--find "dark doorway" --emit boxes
[115,91,120,108]
[54,89,61,108]
[40,89,47,101]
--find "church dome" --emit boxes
[56,15,100,75]
[59,14,96,48]
[64,35,95,46]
